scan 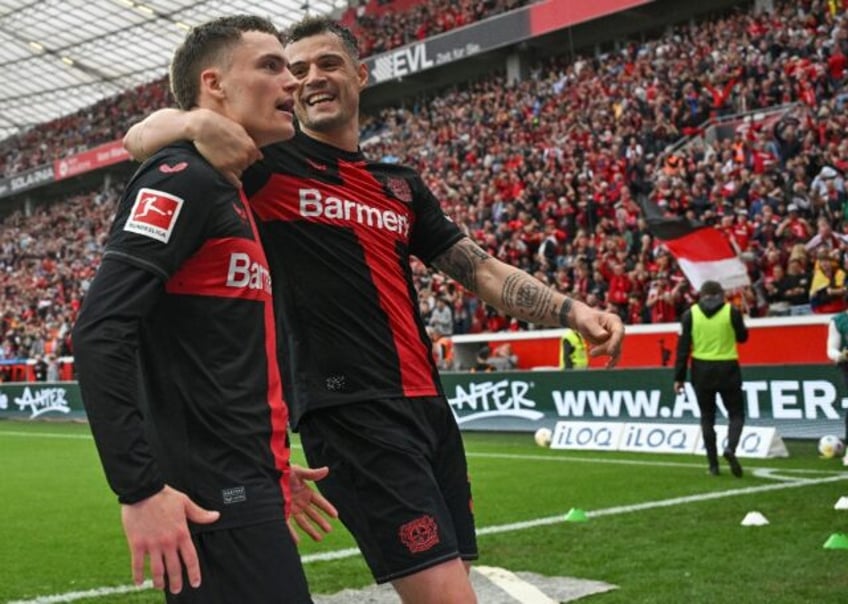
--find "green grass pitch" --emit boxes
[2,421,847,603]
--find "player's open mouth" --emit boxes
[305,93,335,106]
[276,99,294,112]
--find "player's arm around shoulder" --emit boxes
[125,108,260,188]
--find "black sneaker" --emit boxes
[723,449,743,477]
[708,465,720,476]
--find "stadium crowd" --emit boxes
[340,0,534,58]
[371,0,848,333]
[0,0,524,177]
[0,78,170,177]
[0,187,118,373]
[1,0,848,367]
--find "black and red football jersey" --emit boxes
[74,143,290,530]
[243,131,464,426]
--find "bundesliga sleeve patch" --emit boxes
[124,188,184,244]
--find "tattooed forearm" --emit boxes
[558,297,574,328]
[432,239,492,290]
[433,239,576,328]
[500,272,558,323]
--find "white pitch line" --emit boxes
[467,450,847,476]
[5,430,842,477]
[10,473,846,603]
[0,430,93,440]
[302,547,360,563]
[7,582,154,604]
[475,566,558,604]
[476,473,848,536]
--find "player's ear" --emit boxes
[356,61,368,89]
[200,67,226,101]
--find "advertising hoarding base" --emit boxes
[551,421,789,458]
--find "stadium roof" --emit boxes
[0,0,349,141]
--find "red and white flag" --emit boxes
[639,200,750,291]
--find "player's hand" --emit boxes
[287,464,338,543]
[189,108,263,188]
[120,485,219,594]
[570,304,625,368]
[674,381,684,394]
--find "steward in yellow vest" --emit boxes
[559,329,588,369]
[674,280,748,477]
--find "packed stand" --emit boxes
[0,0,532,176]
[3,0,848,370]
[341,0,534,58]
[0,186,120,376]
[0,77,170,178]
[370,0,848,333]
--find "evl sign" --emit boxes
[370,43,433,82]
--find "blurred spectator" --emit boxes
[810,248,848,313]
[470,345,496,372]
[428,326,455,370]
[805,215,848,255]
[765,259,813,315]
[45,354,60,382]
[32,354,47,382]
[429,296,454,336]
[488,343,519,370]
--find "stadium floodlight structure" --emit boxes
[0,0,349,141]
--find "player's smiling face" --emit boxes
[284,32,367,138]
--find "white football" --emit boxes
[818,434,845,459]
[534,427,553,448]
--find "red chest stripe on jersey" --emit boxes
[165,237,272,300]
[240,187,293,515]
[251,171,413,242]
[166,197,291,510]
[251,161,438,397]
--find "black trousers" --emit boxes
[691,359,745,466]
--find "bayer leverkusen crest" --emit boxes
[398,514,440,554]
[385,176,412,203]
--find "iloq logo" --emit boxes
[619,423,701,453]
[552,422,623,450]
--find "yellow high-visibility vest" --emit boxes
[559,329,588,368]
[691,304,738,361]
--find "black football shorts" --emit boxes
[298,396,478,583]
[165,519,312,603]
